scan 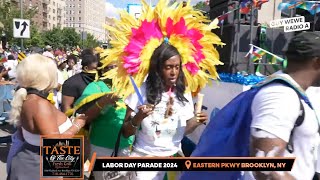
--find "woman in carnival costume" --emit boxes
[101,0,224,179]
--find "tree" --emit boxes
[0,2,96,50]
[0,1,38,46]
[61,28,81,48]
[42,27,64,48]
[24,26,44,47]
[42,27,80,49]
[193,1,207,10]
[81,33,101,48]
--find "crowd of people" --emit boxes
[0,45,83,83]
[2,0,320,180]
[1,40,209,180]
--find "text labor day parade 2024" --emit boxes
[92,158,295,171]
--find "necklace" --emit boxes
[26,88,55,105]
[164,86,174,119]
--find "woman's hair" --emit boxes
[9,54,58,126]
[67,54,78,63]
[9,88,27,126]
[80,48,98,68]
[81,48,94,57]
[146,42,188,105]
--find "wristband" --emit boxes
[73,122,81,132]
[95,101,103,110]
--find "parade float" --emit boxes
[187,0,320,145]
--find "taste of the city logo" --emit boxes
[40,135,84,179]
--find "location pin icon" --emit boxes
[185,160,192,170]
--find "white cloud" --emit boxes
[105,2,120,18]
[105,0,208,18]
[121,0,206,7]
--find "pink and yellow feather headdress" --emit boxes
[100,0,224,99]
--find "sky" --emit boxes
[105,0,206,18]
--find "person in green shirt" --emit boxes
[74,63,134,180]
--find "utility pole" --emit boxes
[20,0,24,51]
[82,26,84,48]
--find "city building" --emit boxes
[47,0,66,29]
[105,17,114,42]
[65,0,106,42]
[14,0,66,31]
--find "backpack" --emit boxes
[180,75,313,180]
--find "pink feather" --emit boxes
[123,20,163,75]
[185,62,199,75]
[166,18,174,37]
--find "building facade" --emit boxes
[65,0,106,42]
[15,0,66,31]
[105,17,114,42]
[47,0,66,29]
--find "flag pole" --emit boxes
[249,5,254,45]
[313,3,318,31]
[271,0,276,53]
[234,1,241,73]
[249,44,285,61]
[221,10,225,35]
[217,8,239,19]
[248,4,255,73]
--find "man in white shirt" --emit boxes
[249,32,320,180]
[306,86,320,180]
[42,45,54,59]
[3,55,18,80]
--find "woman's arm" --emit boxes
[82,94,120,124]
[122,105,153,138]
[184,112,208,135]
[0,68,6,81]
[61,95,75,113]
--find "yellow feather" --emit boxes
[100,0,224,99]
[206,18,219,30]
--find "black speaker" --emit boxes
[209,0,229,8]
[212,25,235,73]
[210,0,231,19]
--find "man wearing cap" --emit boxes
[248,32,320,179]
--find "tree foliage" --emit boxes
[193,1,207,10]
[0,1,37,46]
[62,28,81,47]
[24,26,44,47]
[0,2,102,49]
[81,33,101,48]
[42,27,81,48]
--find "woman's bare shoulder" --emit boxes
[22,95,55,115]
